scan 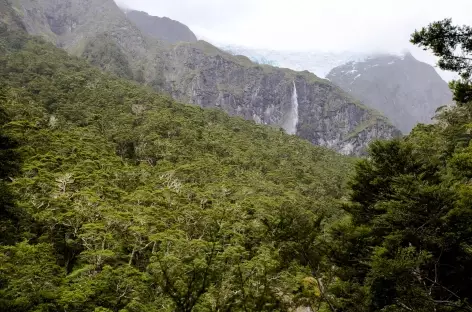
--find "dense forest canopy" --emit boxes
[1,13,472,312]
[325,19,472,312]
[0,26,352,311]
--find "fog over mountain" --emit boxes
[114,0,470,82]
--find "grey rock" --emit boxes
[161,42,401,154]
[125,10,197,44]
[327,53,453,133]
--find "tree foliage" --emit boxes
[4,16,472,312]
[0,29,353,311]
[326,19,472,311]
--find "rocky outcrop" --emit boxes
[327,53,453,133]
[9,0,401,155]
[161,42,400,154]
[125,10,197,44]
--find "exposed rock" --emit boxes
[125,10,197,44]
[9,0,401,155]
[327,53,453,133]
[162,42,401,154]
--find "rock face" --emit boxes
[8,0,401,155]
[162,42,400,154]
[125,10,197,44]
[327,53,453,133]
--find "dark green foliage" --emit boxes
[0,106,22,245]
[7,13,472,312]
[328,92,472,312]
[0,30,353,311]
[325,18,472,310]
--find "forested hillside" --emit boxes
[1,4,472,312]
[0,27,353,311]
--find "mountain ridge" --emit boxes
[327,53,453,133]
[6,0,401,154]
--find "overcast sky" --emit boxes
[115,0,472,80]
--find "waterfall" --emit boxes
[284,81,299,135]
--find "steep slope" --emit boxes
[0,27,353,311]
[9,0,401,154]
[0,0,25,31]
[327,53,453,133]
[125,10,197,43]
[13,0,162,81]
[162,42,400,155]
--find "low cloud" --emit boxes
[114,0,470,81]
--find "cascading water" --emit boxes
[283,81,299,135]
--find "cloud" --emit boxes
[114,0,471,50]
[114,0,471,81]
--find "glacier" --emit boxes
[220,44,369,78]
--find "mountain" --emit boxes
[2,6,472,311]
[221,46,454,133]
[327,53,453,133]
[7,0,400,154]
[125,10,198,44]
[0,0,25,31]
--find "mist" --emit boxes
[114,0,471,81]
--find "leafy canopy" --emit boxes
[0,27,353,312]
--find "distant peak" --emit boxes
[402,51,415,60]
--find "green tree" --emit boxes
[0,25,353,311]
[0,105,22,245]
[328,139,472,312]
[325,21,472,311]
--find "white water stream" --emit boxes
[285,81,299,135]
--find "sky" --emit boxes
[115,0,472,80]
